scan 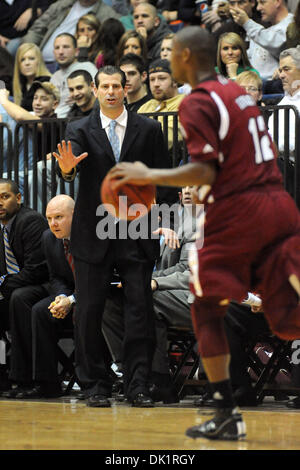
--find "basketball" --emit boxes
[101,174,156,220]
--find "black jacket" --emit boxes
[0,206,49,298]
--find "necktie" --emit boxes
[63,239,75,279]
[108,120,120,162]
[3,227,20,274]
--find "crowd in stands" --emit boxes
[1,0,300,410]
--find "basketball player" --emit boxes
[108,26,300,441]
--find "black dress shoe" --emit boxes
[86,394,111,408]
[16,383,64,399]
[233,386,258,407]
[131,393,154,408]
[287,396,300,409]
[149,384,179,404]
[2,386,30,398]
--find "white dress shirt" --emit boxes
[100,106,128,158]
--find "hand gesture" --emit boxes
[77,35,92,48]
[226,62,239,78]
[49,295,72,319]
[136,26,147,38]
[152,227,180,250]
[53,140,88,174]
[229,6,249,25]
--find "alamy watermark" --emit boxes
[291,340,300,365]
[96,199,204,246]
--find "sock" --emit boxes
[211,379,236,409]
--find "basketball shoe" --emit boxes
[186,407,246,441]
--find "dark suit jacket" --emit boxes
[42,229,75,298]
[0,206,49,298]
[63,103,177,264]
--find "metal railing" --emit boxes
[0,106,299,213]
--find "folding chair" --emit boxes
[56,327,80,395]
[246,334,297,402]
[167,326,204,399]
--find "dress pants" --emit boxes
[31,296,73,383]
[74,238,156,400]
[9,284,49,383]
[102,289,193,377]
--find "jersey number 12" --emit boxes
[248,115,274,164]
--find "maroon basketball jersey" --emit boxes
[179,75,283,201]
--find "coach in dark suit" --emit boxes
[23,195,76,398]
[54,65,177,408]
[0,178,49,394]
[102,186,197,402]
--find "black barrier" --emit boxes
[261,104,300,208]
[0,107,299,213]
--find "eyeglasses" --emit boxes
[242,86,260,92]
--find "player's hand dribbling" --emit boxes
[53,140,88,174]
[108,161,152,189]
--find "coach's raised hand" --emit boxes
[53,140,88,174]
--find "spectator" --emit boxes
[235,70,263,103]
[0,82,60,186]
[22,0,120,73]
[230,0,293,79]
[133,2,172,62]
[119,53,151,111]
[160,32,174,60]
[67,70,97,117]
[17,195,76,399]
[286,0,300,48]
[120,0,163,30]
[95,18,125,68]
[27,71,95,211]
[268,47,300,153]
[50,33,98,118]
[0,0,51,57]
[138,58,185,159]
[117,30,148,64]
[216,32,260,80]
[204,0,261,41]
[76,13,103,65]
[0,178,49,396]
[13,43,51,110]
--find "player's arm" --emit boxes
[108,161,217,190]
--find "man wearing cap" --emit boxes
[138,58,185,162]
[0,81,60,193]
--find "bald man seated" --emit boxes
[4,195,76,399]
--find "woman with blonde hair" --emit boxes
[13,42,51,110]
[116,29,148,65]
[216,32,259,80]
[76,13,102,64]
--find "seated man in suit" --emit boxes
[0,178,49,394]
[16,195,76,399]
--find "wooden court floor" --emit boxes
[1,395,300,451]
